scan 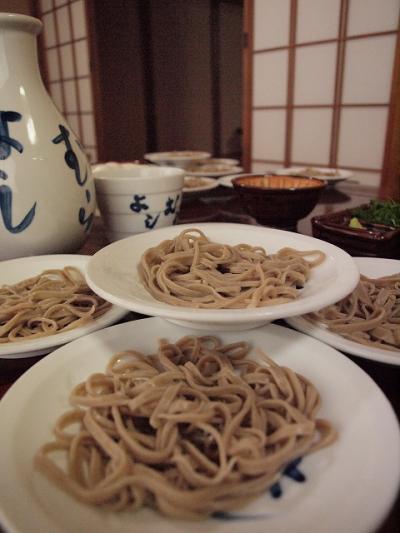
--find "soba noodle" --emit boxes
[138,229,325,309]
[0,267,111,343]
[307,273,400,351]
[34,335,337,518]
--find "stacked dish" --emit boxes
[274,167,353,186]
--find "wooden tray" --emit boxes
[311,204,400,258]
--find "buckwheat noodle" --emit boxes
[306,273,400,351]
[138,229,326,309]
[0,267,111,343]
[34,335,337,518]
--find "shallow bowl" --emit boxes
[144,150,211,169]
[232,174,327,230]
[92,162,185,242]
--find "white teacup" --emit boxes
[92,162,185,242]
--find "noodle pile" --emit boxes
[34,335,337,519]
[307,272,400,351]
[0,267,111,343]
[138,229,325,309]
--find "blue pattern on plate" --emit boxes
[212,458,306,521]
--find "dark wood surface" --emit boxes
[0,181,399,533]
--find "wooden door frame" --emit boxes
[242,0,253,172]
[381,18,400,200]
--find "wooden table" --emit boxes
[0,182,399,533]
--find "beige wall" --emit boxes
[219,1,243,157]
[150,0,243,156]
[150,0,214,152]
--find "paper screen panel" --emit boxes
[253,0,290,50]
[70,0,86,40]
[342,35,397,104]
[59,44,74,78]
[337,107,389,170]
[49,81,63,111]
[46,48,60,82]
[294,43,337,105]
[292,108,333,164]
[78,79,93,113]
[56,5,71,44]
[74,40,90,77]
[42,12,56,47]
[296,0,341,43]
[347,0,399,36]
[253,50,288,106]
[65,113,80,137]
[252,110,286,161]
[64,80,78,113]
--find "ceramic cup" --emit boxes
[92,162,185,242]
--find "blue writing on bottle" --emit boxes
[53,124,93,232]
[79,207,93,232]
[0,111,36,234]
[0,185,36,233]
[0,111,23,159]
[52,124,88,186]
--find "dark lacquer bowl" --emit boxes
[312,205,400,258]
[232,174,327,230]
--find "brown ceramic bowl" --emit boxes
[232,174,327,230]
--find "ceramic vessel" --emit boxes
[0,13,95,260]
[92,162,185,242]
[232,174,326,231]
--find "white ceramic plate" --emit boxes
[218,173,249,187]
[183,176,219,193]
[186,165,243,178]
[274,167,353,183]
[85,223,359,330]
[144,151,211,167]
[287,257,400,365]
[0,318,399,533]
[0,255,128,359]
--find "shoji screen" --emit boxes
[38,0,98,162]
[248,0,399,186]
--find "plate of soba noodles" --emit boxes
[287,257,400,365]
[0,255,128,359]
[85,223,359,331]
[0,317,399,533]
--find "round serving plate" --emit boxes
[0,318,398,533]
[0,254,128,359]
[85,223,359,331]
[287,257,400,365]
